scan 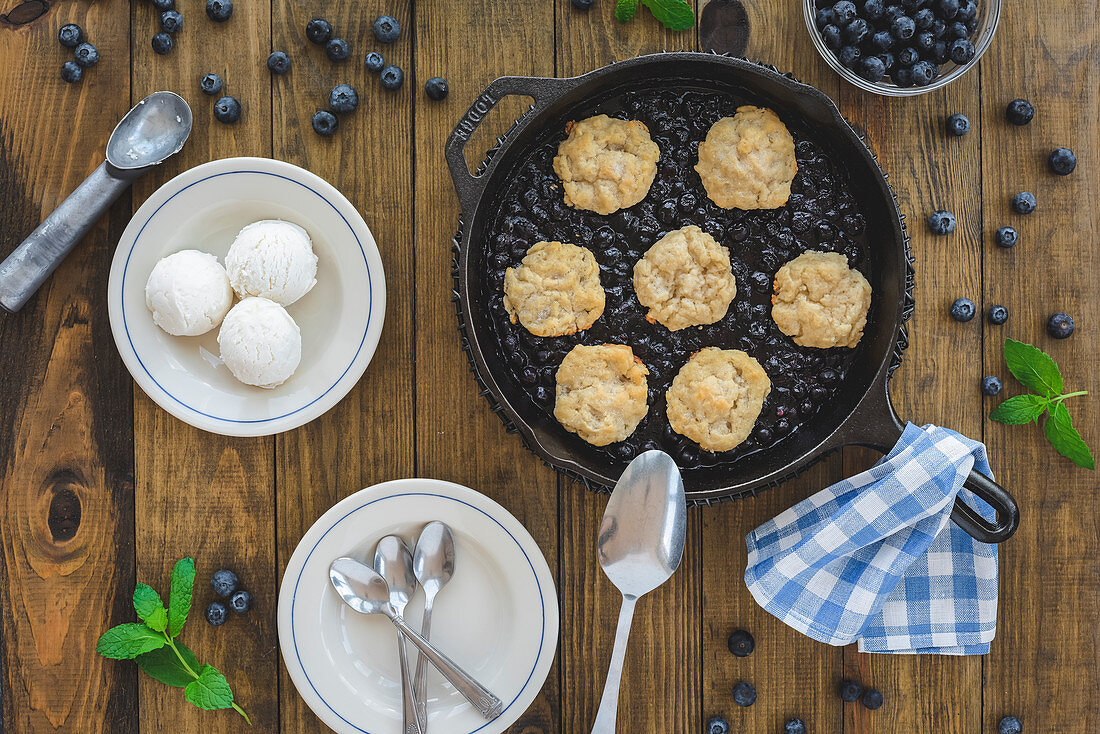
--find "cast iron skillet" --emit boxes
[445,52,1019,543]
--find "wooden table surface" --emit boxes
[1,0,1096,731]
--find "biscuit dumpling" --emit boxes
[666,347,771,452]
[695,106,797,210]
[554,344,649,446]
[553,114,660,215]
[771,250,871,349]
[503,241,605,337]
[633,225,737,331]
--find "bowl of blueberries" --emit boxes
[804,0,1000,95]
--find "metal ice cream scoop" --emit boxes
[0,91,192,313]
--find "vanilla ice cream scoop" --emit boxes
[217,297,302,388]
[224,220,317,306]
[145,249,233,336]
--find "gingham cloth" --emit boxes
[745,423,998,655]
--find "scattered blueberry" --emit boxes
[727,629,755,657]
[372,14,401,43]
[946,112,970,136]
[981,376,1002,396]
[1011,191,1036,215]
[58,23,83,48]
[732,681,757,707]
[998,716,1023,734]
[151,32,173,55]
[950,297,976,322]
[364,51,385,72]
[910,60,938,85]
[839,679,863,702]
[380,64,404,90]
[73,42,99,68]
[784,720,807,734]
[205,601,228,626]
[325,38,350,62]
[199,72,223,95]
[312,109,338,137]
[1005,98,1034,125]
[151,0,174,10]
[306,17,332,45]
[1047,312,1075,339]
[424,76,449,101]
[267,50,290,74]
[160,10,182,34]
[995,226,1017,248]
[861,688,884,710]
[329,83,358,113]
[988,305,1008,325]
[206,0,233,22]
[1048,147,1077,176]
[228,589,252,614]
[572,0,594,8]
[211,569,239,597]
[213,95,241,124]
[927,210,956,235]
[60,61,83,83]
[705,716,730,734]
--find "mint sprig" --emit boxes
[989,338,1093,470]
[615,0,694,30]
[97,558,250,724]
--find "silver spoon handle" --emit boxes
[0,161,138,313]
[413,598,434,723]
[390,614,503,720]
[397,633,424,734]
[589,594,638,734]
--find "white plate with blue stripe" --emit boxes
[278,478,559,734]
[108,156,385,436]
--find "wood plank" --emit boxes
[269,2,416,731]
[0,2,137,731]
[980,0,1099,729]
[128,0,279,730]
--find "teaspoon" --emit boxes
[374,536,424,734]
[412,521,456,724]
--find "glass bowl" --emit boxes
[802,0,1001,96]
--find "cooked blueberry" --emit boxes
[949,38,975,64]
[871,30,895,50]
[1005,98,1034,125]
[205,601,228,626]
[950,297,976,322]
[206,0,233,22]
[934,0,959,17]
[325,38,350,61]
[312,109,338,136]
[1048,147,1077,175]
[425,76,449,101]
[815,7,836,29]
[988,305,1008,324]
[151,32,173,55]
[946,113,970,136]
[60,61,82,83]
[913,7,934,28]
[927,210,956,234]
[837,45,862,68]
[861,688,884,710]
[833,0,858,24]
[74,42,99,67]
[58,23,83,48]
[306,17,332,44]
[822,24,843,49]
[160,10,182,33]
[572,0,594,8]
[1047,312,1075,339]
[845,18,871,44]
[997,716,1023,734]
[981,376,1002,396]
[732,681,757,707]
[372,14,401,43]
[1011,191,1036,215]
[228,589,252,614]
[863,0,886,19]
[839,679,863,702]
[151,0,174,9]
[213,95,241,123]
[267,50,290,74]
[211,569,239,597]
[705,716,730,734]
[727,629,755,657]
[364,51,385,72]
[380,64,404,90]
[891,14,915,40]
[859,55,887,82]
[911,60,938,85]
[199,72,223,95]
[896,45,919,66]
[995,225,1017,248]
[784,720,807,734]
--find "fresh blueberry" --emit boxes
[950,297,976,322]
[988,305,1008,324]
[160,10,182,33]
[815,7,836,29]
[732,681,757,707]
[329,83,358,113]
[821,24,843,50]
[880,51,897,71]
[844,18,870,44]
[267,50,290,74]
[914,7,934,28]
[306,17,332,45]
[957,0,978,21]
[211,569,239,597]
[859,55,886,82]
[364,51,385,72]
[946,112,970,136]
[151,0,174,9]
[727,629,755,657]
[151,33,173,55]
[934,0,959,18]
[372,14,401,43]
[380,64,404,90]
[58,23,83,48]
[896,45,919,66]
[228,589,253,613]
[884,3,905,20]
[325,38,350,61]
[981,376,1003,396]
[891,14,916,40]
[206,0,233,22]
[705,716,730,734]
[1047,312,1075,339]
[911,60,938,85]
[871,30,895,50]
[946,20,968,39]
[784,720,807,734]
[1048,147,1077,175]
[1005,98,1034,125]
[424,76,449,101]
[572,0,594,9]
[1011,191,1036,215]
[74,42,99,68]
[60,61,83,83]
[213,95,241,123]
[199,72,223,95]
[863,0,886,19]
[931,18,947,38]
[998,716,1023,734]
[995,225,1017,248]
[312,109,338,136]
[205,601,228,626]
[927,209,956,234]
[837,45,862,68]
[892,67,914,86]
[862,688,884,710]
[839,679,863,702]
[949,38,975,64]
[833,0,858,25]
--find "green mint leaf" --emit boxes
[145,606,169,633]
[136,642,200,688]
[615,0,640,23]
[184,665,235,711]
[96,623,167,660]
[168,557,196,638]
[989,394,1050,425]
[1044,402,1096,470]
[1004,338,1063,398]
[133,583,165,622]
[641,0,695,30]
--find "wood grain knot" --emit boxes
[46,471,83,542]
[700,0,751,57]
[0,0,49,27]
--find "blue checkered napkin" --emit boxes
[744,423,998,655]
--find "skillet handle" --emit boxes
[445,75,574,213]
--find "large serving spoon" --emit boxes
[589,450,686,734]
[0,91,192,313]
[329,557,504,721]
[412,521,456,724]
[374,537,425,734]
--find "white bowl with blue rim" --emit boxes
[108,156,385,437]
[278,478,559,734]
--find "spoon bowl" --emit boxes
[106,91,193,170]
[330,557,393,616]
[413,521,456,597]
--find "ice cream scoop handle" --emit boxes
[0,161,138,313]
